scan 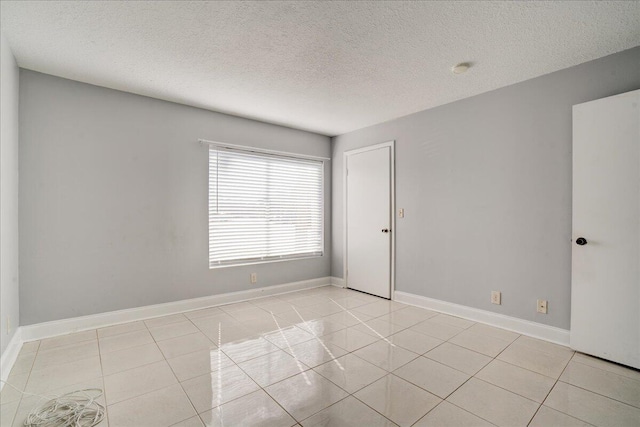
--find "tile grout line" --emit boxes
[529,350,576,426]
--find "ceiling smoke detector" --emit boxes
[452,63,471,74]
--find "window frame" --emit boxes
[203,139,326,269]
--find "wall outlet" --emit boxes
[250,273,257,284]
[6,316,10,334]
[398,208,405,218]
[491,291,501,305]
[537,299,548,314]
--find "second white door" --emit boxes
[345,143,393,299]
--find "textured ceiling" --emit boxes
[1,1,639,136]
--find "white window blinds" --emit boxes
[208,147,324,267]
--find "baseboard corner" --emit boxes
[330,276,345,288]
[0,328,23,391]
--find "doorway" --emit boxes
[344,141,395,299]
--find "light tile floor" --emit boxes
[2,285,640,427]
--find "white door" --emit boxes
[345,143,393,299]
[571,90,640,369]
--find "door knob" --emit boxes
[576,237,588,245]
[381,229,390,233]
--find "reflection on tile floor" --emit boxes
[2,285,640,426]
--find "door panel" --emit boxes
[346,145,391,298]
[571,90,640,369]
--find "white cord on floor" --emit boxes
[0,380,105,427]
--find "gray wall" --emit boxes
[19,71,331,325]
[1,33,20,355]
[332,47,640,330]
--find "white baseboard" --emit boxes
[0,328,23,392]
[21,277,331,343]
[394,291,570,346]
[330,276,345,288]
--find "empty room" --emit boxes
[1,1,640,426]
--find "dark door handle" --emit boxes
[576,237,588,245]
[381,229,390,233]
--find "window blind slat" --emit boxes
[209,147,324,267]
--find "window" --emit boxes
[208,145,324,267]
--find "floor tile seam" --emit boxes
[105,382,187,416]
[466,326,521,344]
[448,327,516,347]
[453,377,544,425]
[98,336,159,356]
[101,350,168,378]
[352,338,422,365]
[7,342,38,394]
[569,357,640,383]
[34,338,100,358]
[438,399,500,427]
[31,350,102,372]
[526,405,597,427]
[2,380,26,427]
[97,322,150,339]
[428,317,477,331]
[157,329,217,346]
[406,322,467,342]
[348,383,431,427]
[467,374,546,408]
[437,337,502,361]
[421,354,489,377]
[509,339,575,359]
[27,353,103,381]
[391,357,473,402]
[538,390,598,427]
[554,379,640,410]
[393,353,472,380]
[536,351,577,426]
[473,368,555,404]
[160,344,221,363]
[302,393,387,425]
[311,353,389,394]
[229,352,301,424]
[105,371,180,407]
[492,339,567,380]
[441,340,503,359]
[39,331,97,352]
[135,321,201,426]
[146,311,189,332]
[218,341,282,365]
[354,319,411,340]
[101,335,163,352]
[239,355,313,386]
[148,325,203,343]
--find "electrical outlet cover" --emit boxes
[537,299,548,314]
[491,291,501,305]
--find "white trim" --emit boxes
[394,290,570,346]
[343,140,396,299]
[330,277,346,288]
[0,328,23,391]
[21,277,331,343]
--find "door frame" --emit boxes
[343,140,396,300]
